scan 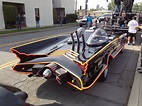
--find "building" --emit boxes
[0,0,53,29]
[77,10,112,17]
[0,0,75,29]
[93,10,112,17]
[53,0,75,15]
[52,0,75,24]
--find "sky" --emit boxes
[77,0,142,10]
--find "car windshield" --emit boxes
[102,14,111,17]
[92,28,108,38]
[86,28,109,46]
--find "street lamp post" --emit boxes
[85,0,88,15]
[75,0,77,14]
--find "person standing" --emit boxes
[87,13,92,29]
[58,14,63,26]
[122,0,134,12]
[127,16,139,45]
[118,12,128,27]
[17,14,22,30]
[114,0,122,13]
[35,14,40,28]
[60,15,63,26]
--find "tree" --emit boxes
[89,4,105,11]
[107,0,115,10]
[133,3,139,12]
[139,3,142,12]
[132,3,142,13]
[96,4,99,10]
[108,3,112,10]
[99,6,105,11]
[90,8,97,11]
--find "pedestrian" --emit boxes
[17,14,22,30]
[127,16,139,45]
[118,12,128,28]
[122,0,134,12]
[138,25,142,29]
[135,24,142,37]
[87,13,92,29]
[104,17,109,27]
[58,14,63,26]
[35,14,40,28]
[114,0,122,13]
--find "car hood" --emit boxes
[99,16,104,18]
[81,19,87,21]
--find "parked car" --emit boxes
[77,15,98,26]
[98,14,112,23]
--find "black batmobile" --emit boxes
[11,27,127,91]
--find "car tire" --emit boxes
[120,49,123,53]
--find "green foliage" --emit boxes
[132,3,142,13]
[107,0,115,10]
[107,0,142,12]
[92,4,105,11]
[66,14,77,23]
[96,4,100,10]
[90,8,97,11]
[3,4,17,28]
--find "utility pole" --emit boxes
[85,0,88,15]
[75,0,77,14]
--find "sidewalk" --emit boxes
[128,42,142,105]
[0,23,77,37]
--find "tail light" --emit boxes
[55,68,68,84]
[32,63,69,84]
[76,62,88,75]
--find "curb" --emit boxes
[0,23,78,37]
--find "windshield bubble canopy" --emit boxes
[86,28,109,46]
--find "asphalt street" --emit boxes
[0,26,141,106]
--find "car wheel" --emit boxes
[120,48,124,53]
[99,66,108,81]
